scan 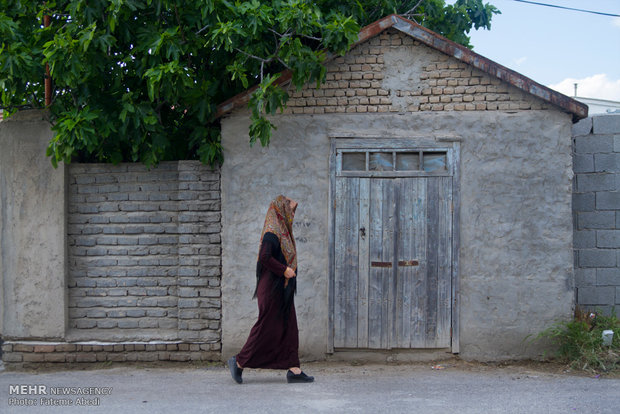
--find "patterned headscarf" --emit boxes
[259,195,297,270]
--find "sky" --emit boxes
[448,0,620,101]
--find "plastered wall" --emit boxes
[221,109,574,361]
[0,110,67,340]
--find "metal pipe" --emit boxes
[44,14,51,106]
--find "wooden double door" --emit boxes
[334,175,453,349]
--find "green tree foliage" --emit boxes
[0,0,498,166]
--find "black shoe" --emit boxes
[287,370,314,383]
[228,356,243,384]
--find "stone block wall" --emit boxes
[67,161,221,343]
[573,114,620,317]
[281,29,550,115]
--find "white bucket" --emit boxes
[602,330,614,346]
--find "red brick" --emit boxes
[23,353,46,362]
[76,353,97,362]
[107,353,126,362]
[2,353,23,362]
[158,352,170,361]
[170,353,190,362]
[34,345,55,353]
[44,353,67,362]
[137,352,158,362]
[56,344,77,352]
[13,344,33,352]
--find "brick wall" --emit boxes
[573,115,620,317]
[1,341,216,364]
[281,29,550,115]
[67,161,221,344]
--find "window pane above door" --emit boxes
[396,152,420,171]
[336,146,452,177]
[342,152,366,171]
[369,152,393,171]
[422,152,447,172]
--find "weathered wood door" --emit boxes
[333,146,454,349]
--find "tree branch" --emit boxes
[268,27,321,42]
[402,0,425,19]
[235,48,275,82]
[195,24,210,35]
[277,57,291,70]
[234,48,272,64]
[299,33,322,41]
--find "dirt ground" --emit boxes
[3,356,619,379]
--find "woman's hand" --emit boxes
[284,267,296,279]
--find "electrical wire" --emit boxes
[509,0,620,17]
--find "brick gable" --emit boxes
[282,29,549,115]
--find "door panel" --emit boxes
[357,178,370,348]
[396,178,426,348]
[334,177,360,348]
[368,179,390,349]
[434,176,453,347]
[334,176,452,349]
[427,176,453,348]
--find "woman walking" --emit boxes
[228,195,314,384]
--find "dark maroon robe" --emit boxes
[235,233,300,369]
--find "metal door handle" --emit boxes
[371,260,419,267]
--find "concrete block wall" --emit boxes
[573,114,620,317]
[67,161,222,343]
[282,29,551,115]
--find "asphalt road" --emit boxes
[1,361,618,413]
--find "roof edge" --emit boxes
[215,14,588,121]
[385,15,587,121]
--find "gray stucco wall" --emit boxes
[221,109,574,361]
[221,114,330,362]
[0,110,67,340]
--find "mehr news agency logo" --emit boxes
[8,384,113,407]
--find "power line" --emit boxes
[510,0,620,17]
